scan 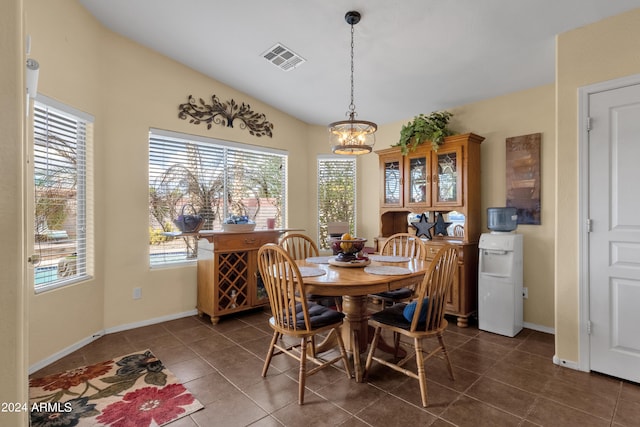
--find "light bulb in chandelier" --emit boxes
[329,115,377,155]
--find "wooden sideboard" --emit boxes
[376,133,484,327]
[196,230,287,324]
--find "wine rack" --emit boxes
[196,230,284,324]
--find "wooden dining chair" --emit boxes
[257,244,352,404]
[280,233,342,311]
[371,233,427,306]
[280,233,320,260]
[363,245,458,407]
[453,224,464,237]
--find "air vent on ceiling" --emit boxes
[261,43,305,71]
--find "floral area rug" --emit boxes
[29,350,203,427]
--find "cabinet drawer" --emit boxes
[424,241,465,261]
[424,242,445,260]
[215,233,275,250]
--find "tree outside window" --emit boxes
[317,156,356,249]
[149,131,287,266]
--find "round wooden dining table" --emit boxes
[295,256,430,381]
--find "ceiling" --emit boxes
[79,0,640,126]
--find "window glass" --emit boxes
[33,100,93,292]
[317,156,356,249]
[149,130,287,266]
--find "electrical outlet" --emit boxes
[523,287,528,299]
[133,287,142,299]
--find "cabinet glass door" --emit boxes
[406,154,430,207]
[433,147,462,206]
[382,159,402,207]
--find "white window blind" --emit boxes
[33,100,91,292]
[317,156,356,249]
[149,130,287,266]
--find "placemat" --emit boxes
[367,255,411,262]
[298,266,327,277]
[364,265,412,276]
[305,256,332,264]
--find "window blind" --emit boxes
[33,101,91,292]
[149,131,287,266]
[317,156,356,249]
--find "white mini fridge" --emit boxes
[478,233,523,337]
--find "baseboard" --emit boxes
[104,309,198,334]
[524,321,555,335]
[29,332,104,375]
[29,309,198,374]
[553,355,585,371]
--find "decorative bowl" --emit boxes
[222,223,256,232]
[330,238,367,255]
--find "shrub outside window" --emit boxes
[32,97,93,292]
[317,156,356,249]
[149,130,287,266]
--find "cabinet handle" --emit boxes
[244,238,256,244]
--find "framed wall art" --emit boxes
[506,133,541,225]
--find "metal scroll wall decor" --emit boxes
[178,94,274,138]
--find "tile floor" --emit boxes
[32,307,640,427]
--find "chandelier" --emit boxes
[328,11,377,155]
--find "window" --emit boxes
[149,130,287,266]
[33,97,93,292]
[317,156,356,249]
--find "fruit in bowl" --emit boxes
[331,233,366,257]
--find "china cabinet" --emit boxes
[196,230,286,324]
[376,133,484,326]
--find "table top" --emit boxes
[296,257,430,297]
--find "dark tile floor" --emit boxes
[32,307,640,427]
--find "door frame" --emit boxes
[578,72,640,372]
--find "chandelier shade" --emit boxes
[329,117,377,155]
[329,11,377,155]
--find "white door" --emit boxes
[588,82,640,382]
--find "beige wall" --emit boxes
[357,85,556,329]
[26,0,105,366]
[555,8,640,362]
[0,0,29,424]
[16,0,640,373]
[25,0,313,365]
[452,85,556,329]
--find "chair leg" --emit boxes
[262,331,279,377]
[393,332,401,358]
[334,297,342,312]
[363,326,382,379]
[414,337,429,407]
[438,333,455,381]
[309,335,317,357]
[298,337,308,405]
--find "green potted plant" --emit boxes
[396,111,454,154]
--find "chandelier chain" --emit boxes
[349,23,356,116]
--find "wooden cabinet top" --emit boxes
[197,229,300,246]
[375,132,484,156]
